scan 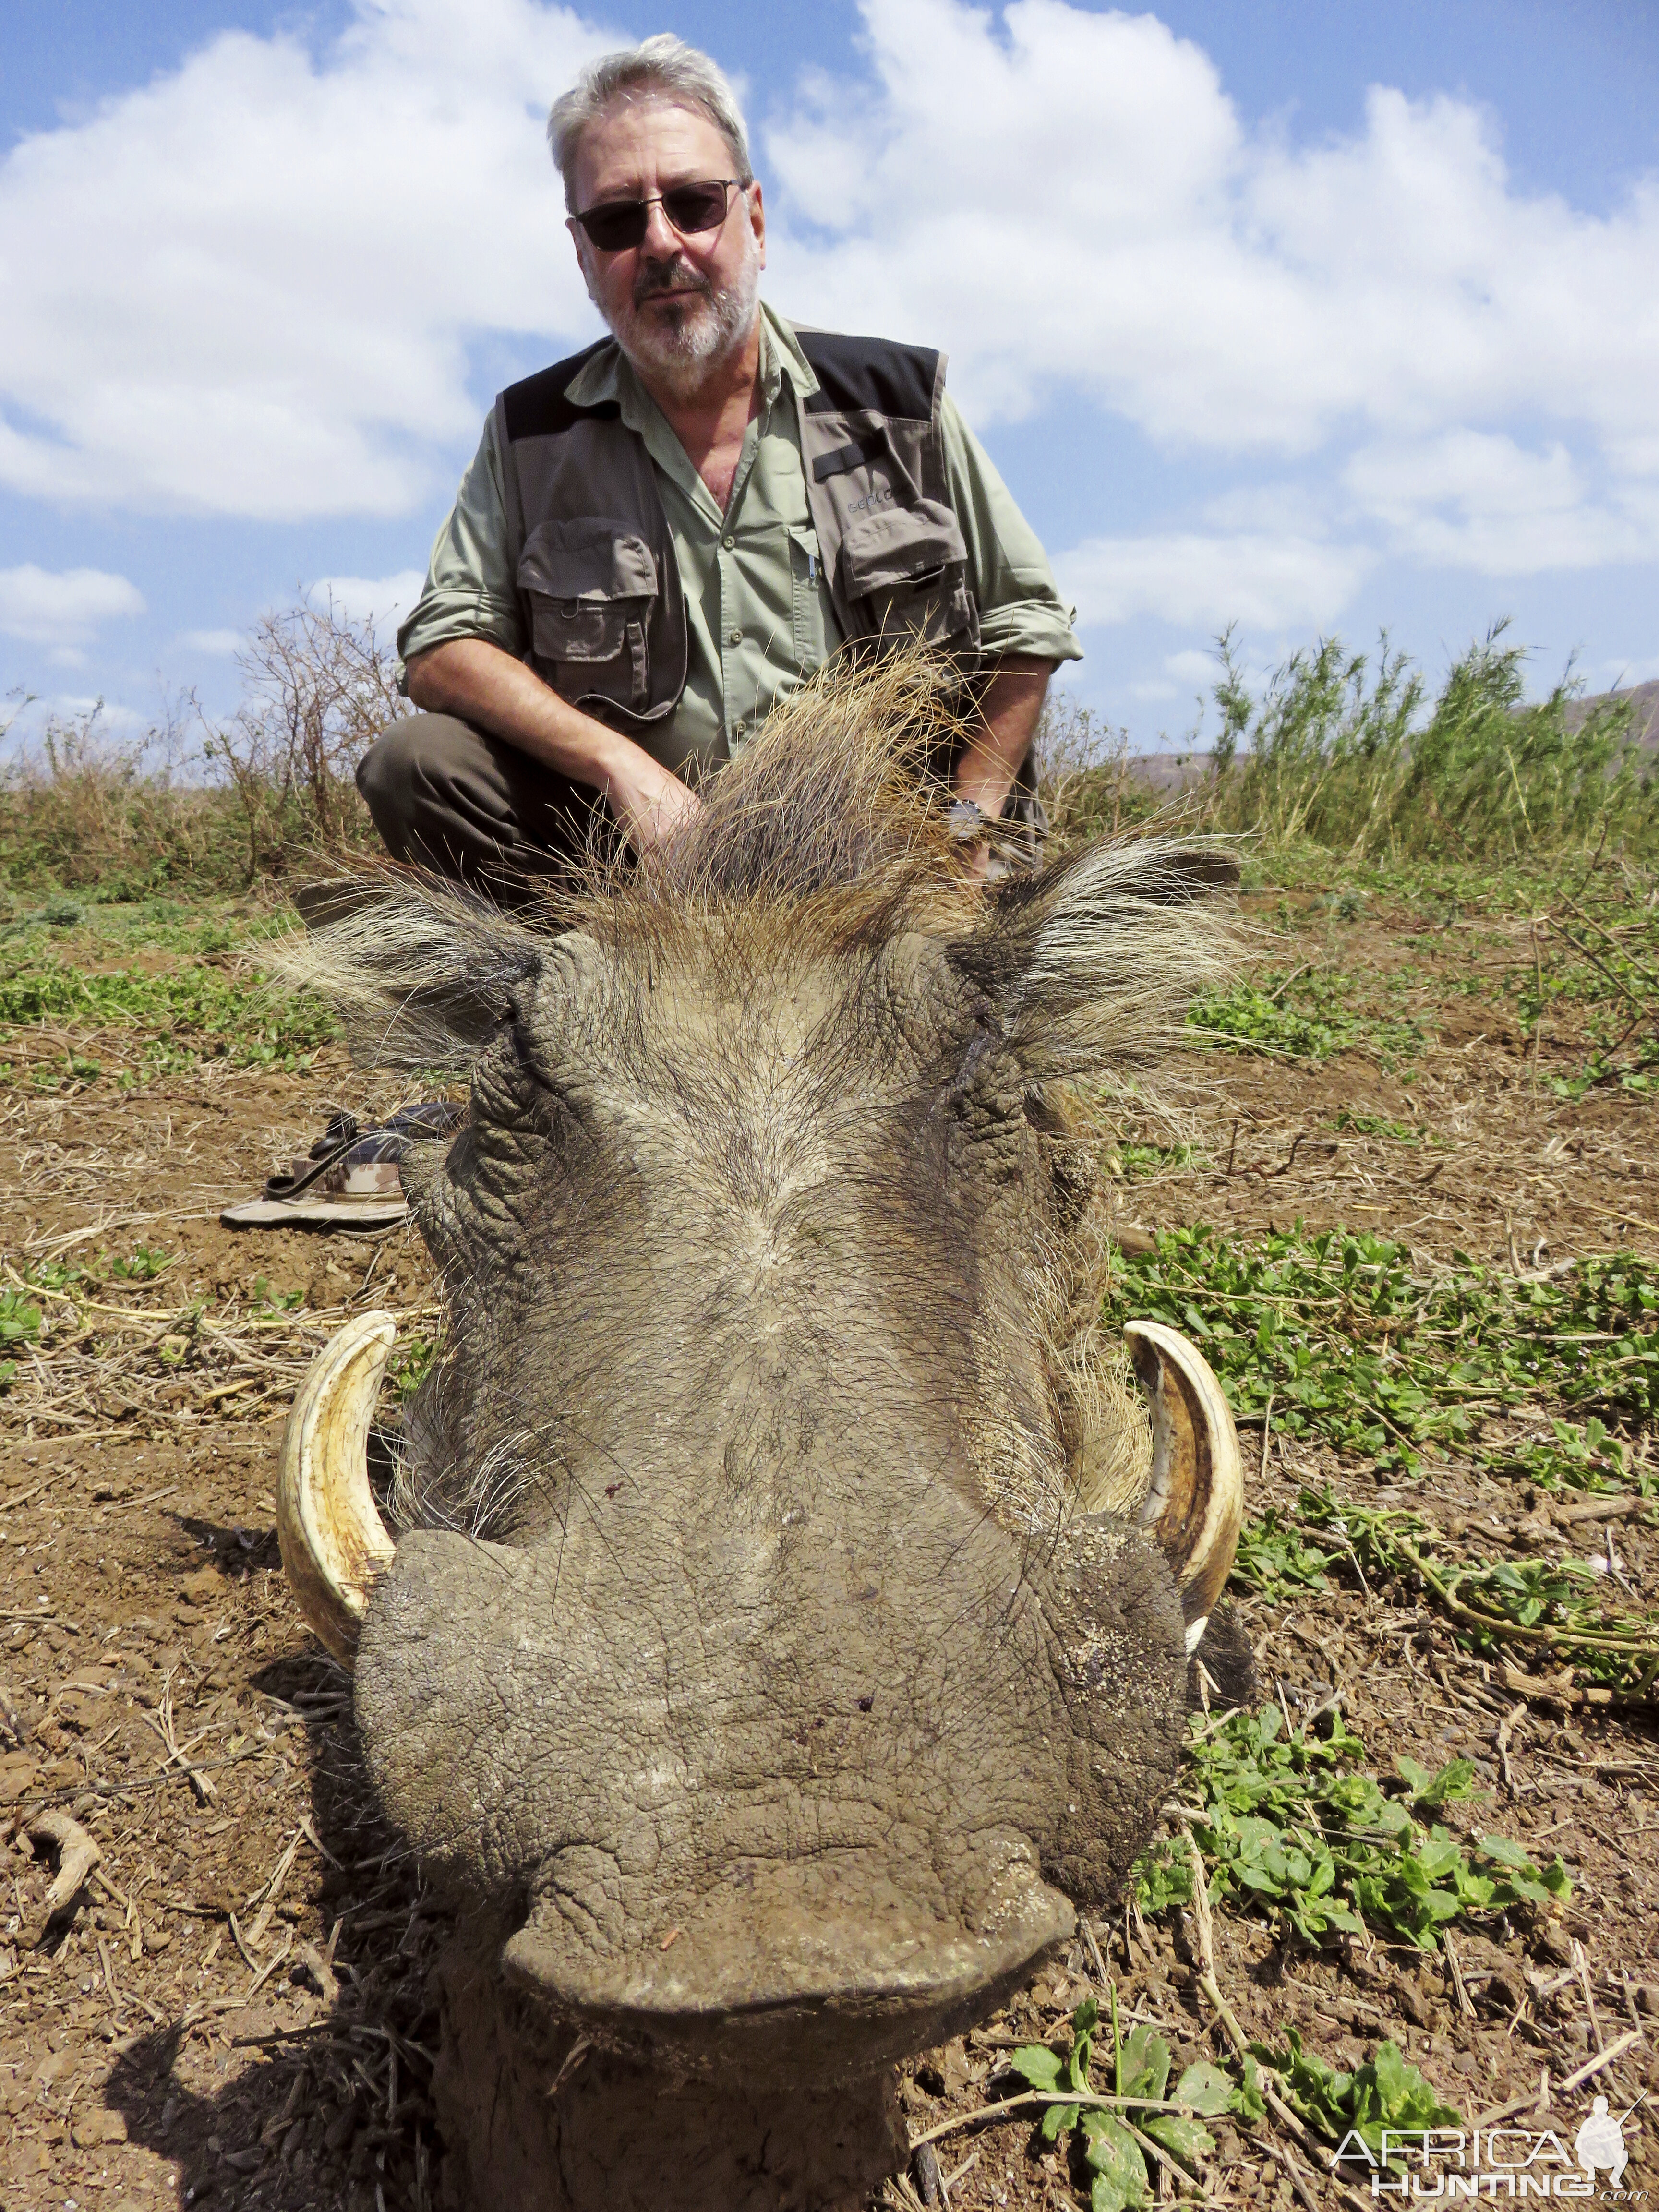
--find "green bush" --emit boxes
[1200,622,1654,862]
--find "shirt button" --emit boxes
[728,627,742,645]
[722,534,735,549]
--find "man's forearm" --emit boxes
[405,637,698,847]
[953,654,1054,819]
[407,637,632,785]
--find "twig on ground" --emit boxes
[908,2089,1207,2149]
[1557,2031,1643,2096]
[23,1806,101,1945]
[1573,1939,1606,2053]
[1445,1936,1475,2020]
[146,1670,218,1803]
[1176,1821,1322,2158]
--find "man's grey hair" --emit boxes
[548,35,753,212]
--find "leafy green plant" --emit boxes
[1010,1989,1243,2207]
[388,1330,439,1397]
[0,961,334,1075]
[110,1244,173,1281]
[20,1246,174,1296]
[1493,1415,1651,1499]
[0,1288,42,1342]
[1007,1986,1462,2202]
[22,1257,92,1295]
[253,1277,305,1313]
[0,1286,42,1390]
[1189,971,1426,1068]
[1133,1703,1570,1949]
[1105,1226,1659,1471]
[1230,1510,1333,1601]
[1329,1108,1423,1143]
[1251,2031,1460,2166]
[1110,1140,1201,1180]
[1299,1489,1659,1699]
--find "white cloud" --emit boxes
[1,0,1656,624]
[177,628,243,657]
[1,693,154,751]
[1056,532,1371,631]
[0,0,613,519]
[0,564,146,646]
[1163,649,1223,687]
[1344,432,1659,573]
[766,2,1659,461]
[310,571,428,628]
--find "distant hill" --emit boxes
[1566,677,1659,750]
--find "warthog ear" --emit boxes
[953,838,1239,1082]
[280,874,550,1069]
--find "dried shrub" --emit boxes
[0,700,246,896]
[0,593,408,896]
[196,592,409,880]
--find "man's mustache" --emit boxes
[633,256,713,307]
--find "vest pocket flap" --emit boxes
[839,499,966,594]
[520,520,657,665]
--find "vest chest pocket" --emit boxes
[838,498,979,657]
[518,519,659,710]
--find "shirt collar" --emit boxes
[562,302,816,420]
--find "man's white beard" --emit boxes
[603,237,761,395]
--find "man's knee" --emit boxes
[356,712,476,858]
[359,714,435,816]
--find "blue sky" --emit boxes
[3,0,1657,752]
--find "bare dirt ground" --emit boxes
[1,874,1655,2211]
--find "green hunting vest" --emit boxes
[492,327,981,735]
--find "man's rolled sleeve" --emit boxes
[939,394,1082,669]
[395,416,527,688]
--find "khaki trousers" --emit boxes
[356,714,610,905]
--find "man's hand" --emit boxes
[406,637,701,853]
[600,743,702,848]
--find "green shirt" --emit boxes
[397,305,1081,777]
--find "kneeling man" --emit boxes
[358,35,1081,898]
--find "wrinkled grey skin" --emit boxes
[312,738,1234,2207]
[360,922,1187,2063]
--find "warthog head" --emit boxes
[278,666,1242,2128]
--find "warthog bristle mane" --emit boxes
[276,650,1239,1084]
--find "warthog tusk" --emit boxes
[1124,1320,1243,1655]
[278,1310,398,1665]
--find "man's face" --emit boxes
[569,96,765,390]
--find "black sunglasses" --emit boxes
[570,177,743,254]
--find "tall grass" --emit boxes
[3,614,1652,898]
[0,707,251,897]
[1202,623,1653,862]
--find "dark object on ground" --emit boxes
[221,1102,461,1230]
